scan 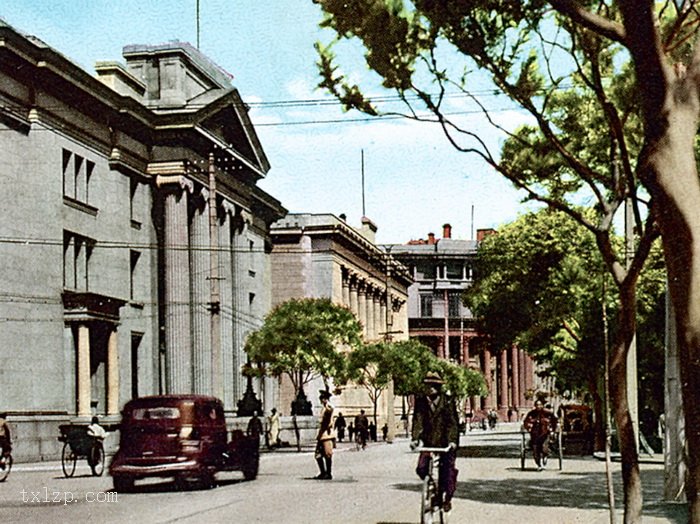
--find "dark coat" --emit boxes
[411,394,460,447]
[523,408,558,441]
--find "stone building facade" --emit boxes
[0,22,284,460]
[386,224,538,420]
[269,214,412,437]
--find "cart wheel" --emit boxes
[520,434,526,470]
[61,442,76,478]
[0,454,12,482]
[90,444,105,476]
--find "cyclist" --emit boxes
[410,371,460,514]
[0,412,11,467]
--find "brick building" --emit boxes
[386,224,538,419]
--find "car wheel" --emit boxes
[113,475,134,493]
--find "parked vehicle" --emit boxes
[109,395,259,492]
[558,404,594,455]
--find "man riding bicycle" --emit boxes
[410,371,460,514]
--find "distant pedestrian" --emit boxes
[381,423,388,441]
[334,412,347,442]
[488,409,498,430]
[247,411,263,448]
[369,421,377,442]
[314,390,335,480]
[348,422,355,443]
[267,408,281,449]
[354,410,369,449]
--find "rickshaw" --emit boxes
[58,424,105,477]
[519,425,563,471]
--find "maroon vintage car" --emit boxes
[109,395,259,491]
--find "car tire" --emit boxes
[113,475,134,493]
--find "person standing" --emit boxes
[267,408,281,449]
[314,390,335,479]
[523,400,558,470]
[354,409,369,449]
[348,422,355,443]
[247,411,264,448]
[411,371,460,514]
[334,412,347,442]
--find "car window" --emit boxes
[131,407,180,420]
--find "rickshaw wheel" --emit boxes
[89,444,105,476]
[61,442,76,477]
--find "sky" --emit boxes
[2,1,535,244]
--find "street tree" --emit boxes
[244,298,362,416]
[345,340,486,425]
[311,2,700,520]
[466,208,666,451]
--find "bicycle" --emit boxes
[414,446,451,524]
[0,449,12,482]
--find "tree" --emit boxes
[244,298,362,416]
[345,340,487,425]
[312,2,700,520]
[466,208,666,450]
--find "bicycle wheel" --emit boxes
[89,443,105,476]
[0,454,12,482]
[61,442,77,478]
[421,475,438,524]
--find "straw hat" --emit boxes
[423,371,445,384]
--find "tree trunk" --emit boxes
[641,103,700,522]
[609,284,643,523]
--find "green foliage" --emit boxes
[244,298,362,388]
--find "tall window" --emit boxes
[62,149,94,205]
[130,333,143,399]
[420,294,433,317]
[448,292,462,317]
[130,250,141,301]
[63,231,94,291]
[130,177,142,229]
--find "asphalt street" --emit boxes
[0,425,688,523]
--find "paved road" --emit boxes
[0,429,688,523]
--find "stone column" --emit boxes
[358,282,367,338]
[342,270,350,308]
[191,189,211,395]
[77,324,91,417]
[159,175,194,394]
[510,345,520,411]
[107,328,119,415]
[374,295,382,340]
[379,298,387,339]
[349,276,359,317]
[518,348,527,407]
[366,287,375,340]
[482,347,493,409]
[220,203,235,409]
[499,349,509,412]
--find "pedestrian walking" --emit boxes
[314,390,335,480]
[348,422,355,443]
[523,400,558,470]
[381,423,388,441]
[247,411,263,448]
[334,412,347,442]
[369,421,377,442]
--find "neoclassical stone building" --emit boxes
[270,214,412,437]
[0,22,284,460]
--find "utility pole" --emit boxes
[208,152,222,399]
[196,0,201,49]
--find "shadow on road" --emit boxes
[392,468,687,522]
